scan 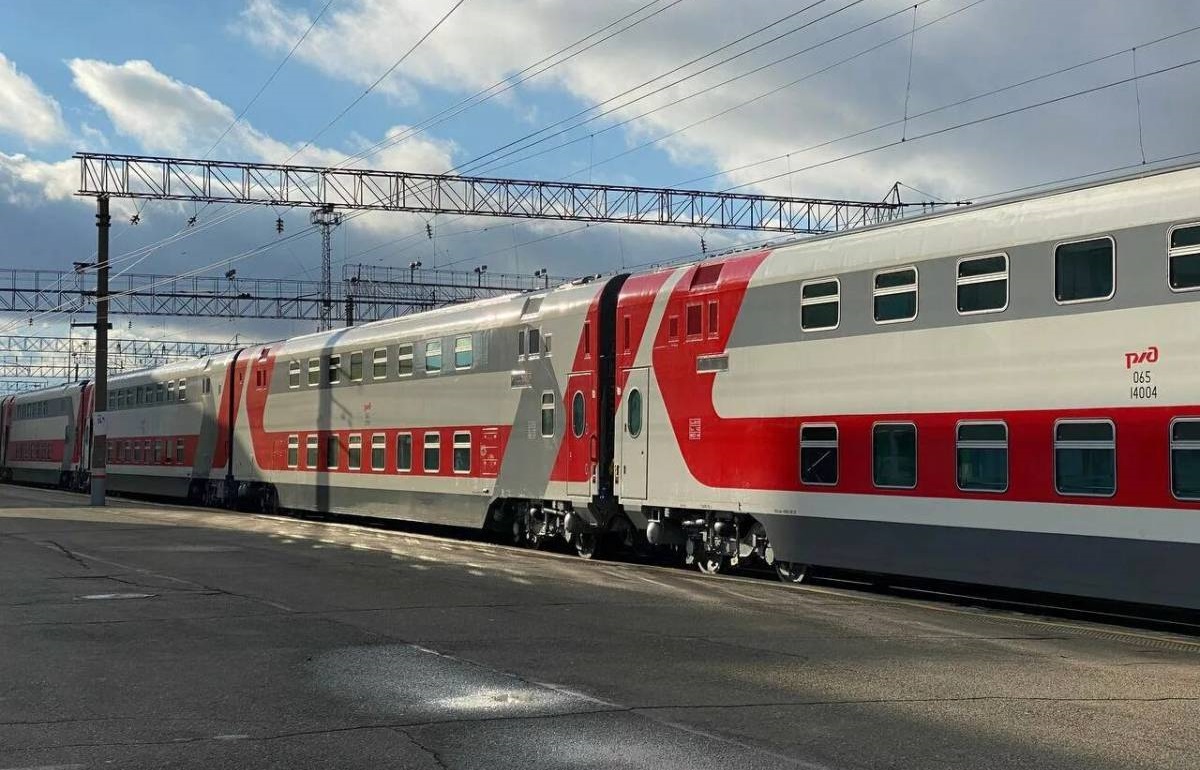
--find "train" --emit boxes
[4,162,1200,611]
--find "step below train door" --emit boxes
[565,371,596,498]
[617,367,649,500]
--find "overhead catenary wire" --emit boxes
[451,0,851,174]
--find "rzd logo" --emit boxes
[1124,345,1159,369]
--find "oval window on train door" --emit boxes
[628,389,643,438]
[571,391,586,438]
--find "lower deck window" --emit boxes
[956,422,1008,492]
[1170,419,1200,500]
[347,435,362,470]
[287,436,299,469]
[371,434,386,471]
[873,423,916,488]
[397,434,412,472]
[424,432,440,472]
[326,435,340,470]
[799,424,838,485]
[453,432,471,473]
[305,436,318,468]
[1054,420,1115,496]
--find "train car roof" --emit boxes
[8,381,87,403]
[260,274,613,358]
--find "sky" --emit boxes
[2,0,1200,350]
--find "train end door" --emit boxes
[565,372,597,498]
[617,367,649,500]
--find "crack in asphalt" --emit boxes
[44,540,90,569]
[394,727,451,770]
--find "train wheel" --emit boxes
[775,560,808,584]
[574,532,600,560]
[696,551,728,575]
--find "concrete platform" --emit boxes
[1,483,1198,769]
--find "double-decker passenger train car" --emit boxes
[4,163,1200,610]
[0,382,91,488]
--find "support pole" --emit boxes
[89,196,110,506]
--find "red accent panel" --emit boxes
[550,289,606,483]
[244,348,510,478]
[7,439,66,463]
[615,270,674,387]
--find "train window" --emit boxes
[623,315,631,354]
[423,432,441,473]
[543,333,552,356]
[328,354,342,384]
[134,441,143,463]
[326,434,340,470]
[707,301,719,338]
[167,381,175,401]
[583,322,591,357]
[308,359,320,386]
[116,390,124,409]
[627,388,643,439]
[571,391,586,438]
[1170,419,1200,499]
[398,344,414,377]
[203,377,212,395]
[453,432,471,474]
[135,387,144,406]
[289,361,300,388]
[518,329,526,359]
[1054,420,1115,496]
[373,349,387,379]
[873,423,917,488]
[956,421,1008,492]
[957,254,1008,314]
[157,383,165,403]
[347,435,362,471]
[800,279,839,332]
[397,434,413,472]
[1168,224,1200,290]
[455,335,473,369]
[305,436,318,469]
[528,328,541,357]
[144,440,152,461]
[178,380,187,402]
[108,393,116,410]
[154,440,163,463]
[176,438,185,464]
[107,443,115,463]
[686,304,702,338]
[668,315,679,342]
[1055,237,1114,303]
[541,392,555,437]
[799,424,838,485]
[873,267,918,323]
[349,352,363,382]
[371,434,386,471]
[424,340,442,373]
[287,436,299,469]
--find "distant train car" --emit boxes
[1,382,90,488]
[228,276,627,554]
[103,352,241,502]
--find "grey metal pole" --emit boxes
[89,196,109,506]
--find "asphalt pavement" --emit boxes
[1,483,1198,769]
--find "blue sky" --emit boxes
[2,0,1200,345]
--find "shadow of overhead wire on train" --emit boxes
[313,328,354,517]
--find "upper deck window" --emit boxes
[1055,237,1114,303]
[800,278,839,331]
[424,340,442,373]
[1168,224,1200,290]
[956,254,1008,314]
[873,267,918,323]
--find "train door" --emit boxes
[566,371,595,498]
[618,367,649,499]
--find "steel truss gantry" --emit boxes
[0,335,243,358]
[0,266,558,322]
[77,153,913,234]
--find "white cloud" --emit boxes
[0,51,69,146]
[0,152,75,205]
